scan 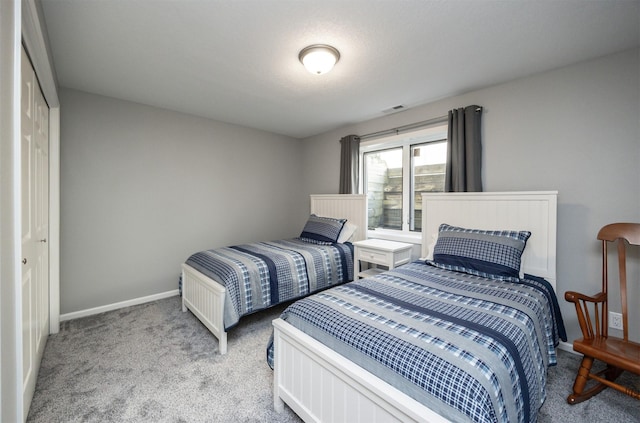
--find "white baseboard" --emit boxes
[60,290,581,356]
[558,340,578,355]
[60,290,180,322]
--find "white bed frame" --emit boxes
[273,191,558,423]
[181,194,367,355]
[420,191,558,290]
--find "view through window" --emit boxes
[361,125,447,233]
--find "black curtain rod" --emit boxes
[359,115,448,141]
[358,106,483,142]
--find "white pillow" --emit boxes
[425,233,438,260]
[337,221,358,243]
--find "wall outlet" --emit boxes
[609,311,623,330]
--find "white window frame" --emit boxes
[359,124,447,243]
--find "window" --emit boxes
[360,124,447,235]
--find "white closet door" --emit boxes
[34,71,49,361]
[21,47,36,417]
[21,46,49,421]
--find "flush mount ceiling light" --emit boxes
[299,44,340,75]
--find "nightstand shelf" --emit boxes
[353,239,413,280]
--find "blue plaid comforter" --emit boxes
[267,261,566,423]
[185,239,353,330]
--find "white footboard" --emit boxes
[272,318,450,423]
[181,263,228,354]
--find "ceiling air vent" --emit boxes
[382,104,406,114]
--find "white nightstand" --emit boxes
[353,239,413,279]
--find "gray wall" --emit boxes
[300,48,640,344]
[60,89,306,314]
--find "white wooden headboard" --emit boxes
[421,191,558,289]
[310,194,368,242]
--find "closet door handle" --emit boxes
[22,258,27,265]
[39,238,47,243]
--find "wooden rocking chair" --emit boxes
[564,222,640,404]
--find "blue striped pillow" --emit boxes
[430,223,531,282]
[299,214,346,244]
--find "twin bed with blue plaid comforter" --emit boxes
[185,239,354,330]
[267,261,566,423]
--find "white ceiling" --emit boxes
[40,0,639,139]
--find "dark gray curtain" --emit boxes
[445,106,483,192]
[339,134,360,194]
